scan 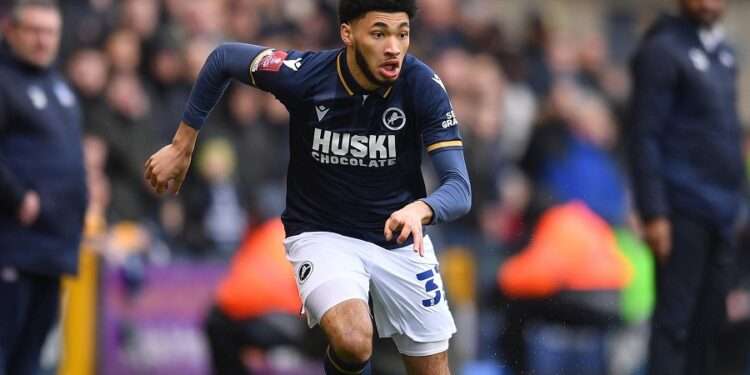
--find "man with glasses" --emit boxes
[0,1,86,374]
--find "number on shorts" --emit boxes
[417,266,442,307]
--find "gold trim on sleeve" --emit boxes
[426,140,463,153]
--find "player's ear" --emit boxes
[340,23,353,47]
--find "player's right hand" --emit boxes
[384,200,434,257]
[145,122,199,195]
[643,217,671,265]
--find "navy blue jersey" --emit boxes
[181,43,470,248]
[243,48,463,247]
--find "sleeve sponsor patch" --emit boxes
[253,50,288,73]
[441,110,458,128]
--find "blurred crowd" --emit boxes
[2,0,750,374]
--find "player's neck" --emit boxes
[345,47,380,92]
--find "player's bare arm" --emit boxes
[144,121,198,195]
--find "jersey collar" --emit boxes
[336,50,393,98]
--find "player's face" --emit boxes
[5,6,62,68]
[680,0,725,26]
[345,11,410,86]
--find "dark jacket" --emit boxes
[629,14,745,230]
[0,43,87,276]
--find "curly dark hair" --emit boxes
[338,0,417,24]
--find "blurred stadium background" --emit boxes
[2,0,750,374]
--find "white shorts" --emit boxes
[284,231,456,355]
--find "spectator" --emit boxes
[95,73,159,222]
[192,137,249,256]
[203,218,310,375]
[65,48,111,135]
[105,28,141,74]
[497,202,633,375]
[119,0,160,42]
[523,82,628,225]
[147,33,191,142]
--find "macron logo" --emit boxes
[283,58,303,71]
[315,105,330,122]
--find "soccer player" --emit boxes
[145,0,471,374]
[0,1,87,374]
[629,0,744,374]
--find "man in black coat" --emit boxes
[0,1,86,374]
[629,0,745,374]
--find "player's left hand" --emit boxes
[384,200,433,257]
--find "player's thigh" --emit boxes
[402,350,450,375]
[368,236,456,346]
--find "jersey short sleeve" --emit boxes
[410,61,463,154]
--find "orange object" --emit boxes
[498,202,632,298]
[216,218,302,319]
